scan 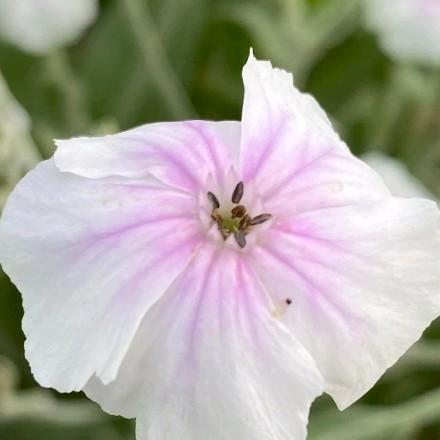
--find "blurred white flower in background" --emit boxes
[0,0,99,55]
[0,72,40,208]
[364,0,440,66]
[363,151,436,200]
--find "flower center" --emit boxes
[207,181,272,248]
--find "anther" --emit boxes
[207,183,272,248]
[234,230,246,248]
[286,298,292,305]
[231,181,244,204]
[211,211,223,223]
[231,205,246,218]
[249,213,272,226]
[207,191,220,209]
[239,214,251,230]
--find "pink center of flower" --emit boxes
[207,181,272,248]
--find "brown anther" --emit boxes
[207,191,220,209]
[234,230,246,248]
[231,181,244,204]
[239,214,251,230]
[286,298,292,305]
[207,183,272,248]
[249,213,272,226]
[231,205,246,218]
[211,210,223,223]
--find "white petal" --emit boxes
[240,51,344,186]
[85,243,324,439]
[251,197,440,409]
[0,160,200,391]
[239,52,389,216]
[55,121,241,193]
[362,152,436,200]
[239,52,440,410]
[0,0,98,54]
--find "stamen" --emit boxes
[286,298,292,305]
[234,230,246,248]
[249,213,272,225]
[211,211,223,223]
[207,191,220,209]
[231,205,246,218]
[206,184,272,248]
[239,214,251,230]
[231,181,244,204]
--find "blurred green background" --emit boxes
[1,0,439,439]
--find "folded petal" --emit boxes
[84,243,324,440]
[55,121,241,193]
[0,160,200,392]
[251,197,440,409]
[239,52,389,214]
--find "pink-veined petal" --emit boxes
[240,50,340,182]
[240,53,440,408]
[239,52,389,215]
[54,120,240,193]
[251,197,440,409]
[84,243,324,440]
[0,160,200,392]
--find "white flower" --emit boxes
[0,53,440,439]
[363,0,440,66]
[0,72,40,208]
[0,0,99,55]
[363,152,436,199]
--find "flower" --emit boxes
[0,0,99,55]
[363,0,440,66]
[363,152,437,200]
[1,52,440,439]
[0,71,40,208]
